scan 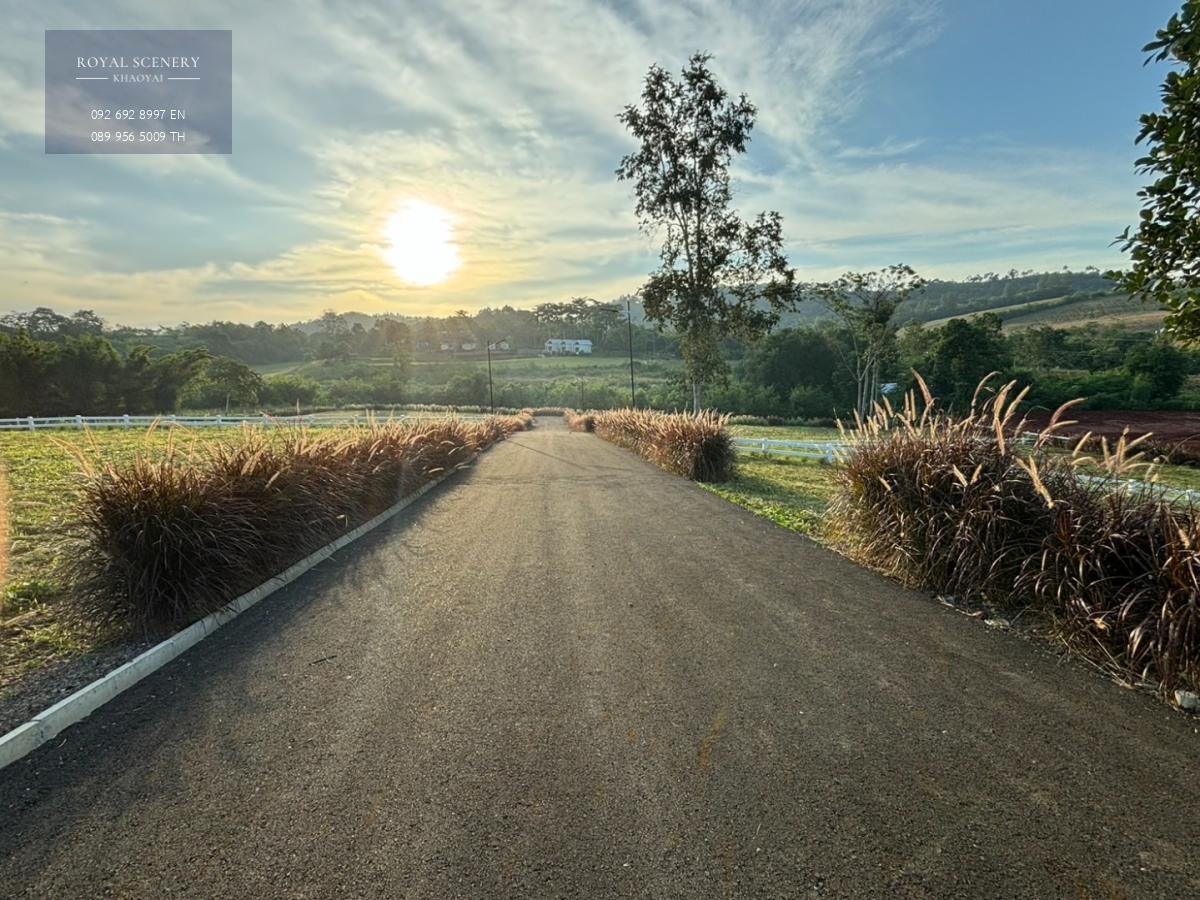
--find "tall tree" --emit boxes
[812,265,926,419]
[617,52,797,409]
[1114,1,1200,339]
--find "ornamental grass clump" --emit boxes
[489,410,535,435]
[591,409,734,482]
[564,409,595,432]
[831,373,1200,696]
[65,417,506,634]
[0,469,9,597]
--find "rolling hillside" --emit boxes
[923,292,1165,332]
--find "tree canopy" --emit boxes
[617,52,797,408]
[1115,1,1200,340]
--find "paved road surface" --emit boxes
[1,418,1197,898]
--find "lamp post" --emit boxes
[486,340,495,414]
[625,298,636,408]
[597,302,636,408]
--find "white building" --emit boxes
[545,338,593,356]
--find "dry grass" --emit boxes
[63,416,522,634]
[0,469,8,594]
[589,409,735,482]
[830,373,1200,697]
[564,409,596,432]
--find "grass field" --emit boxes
[702,456,837,539]
[0,430,190,596]
[255,352,682,381]
[922,293,1166,333]
[0,429,200,693]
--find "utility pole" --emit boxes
[486,340,495,414]
[626,297,636,408]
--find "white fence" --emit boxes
[732,437,1200,505]
[0,413,492,432]
[731,438,842,463]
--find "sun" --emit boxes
[383,199,462,286]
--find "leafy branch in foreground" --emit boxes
[1113,1,1200,340]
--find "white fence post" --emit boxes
[26,416,34,432]
[122,413,130,429]
[74,414,83,429]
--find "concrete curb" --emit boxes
[0,469,459,773]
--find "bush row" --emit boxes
[564,409,595,432]
[829,375,1199,698]
[67,415,531,633]
[726,414,838,428]
[574,409,734,482]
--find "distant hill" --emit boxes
[923,292,1165,332]
[767,269,1158,332]
[289,311,418,335]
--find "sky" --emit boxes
[0,0,1183,326]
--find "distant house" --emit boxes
[880,382,900,395]
[494,339,511,351]
[545,338,593,356]
[461,341,478,351]
[439,341,454,352]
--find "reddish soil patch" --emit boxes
[1022,410,1200,455]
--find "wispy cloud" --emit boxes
[0,0,1142,325]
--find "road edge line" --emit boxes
[0,468,459,773]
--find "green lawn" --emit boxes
[703,456,837,540]
[0,430,189,595]
[0,429,202,690]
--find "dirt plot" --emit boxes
[1023,409,1200,453]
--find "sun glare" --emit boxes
[383,199,462,286]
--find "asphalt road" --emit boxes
[0,418,1197,898]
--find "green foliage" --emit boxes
[1123,339,1187,398]
[617,52,797,407]
[440,373,489,406]
[811,265,927,418]
[918,314,1012,409]
[0,331,208,416]
[179,356,265,410]
[1114,2,1200,340]
[260,374,320,409]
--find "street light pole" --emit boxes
[625,297,636,408]
[486,340,495,414]
[595,302,637,409]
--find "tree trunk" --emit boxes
[692,378,704,413]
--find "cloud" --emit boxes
[0,0,1144,325]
